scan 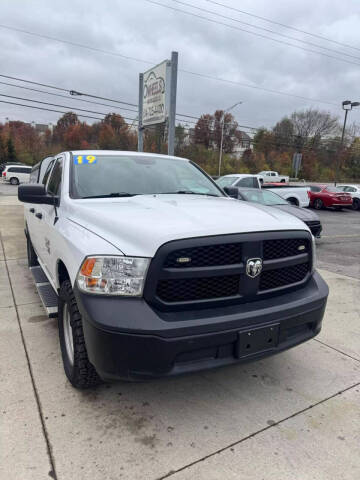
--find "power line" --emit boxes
[171,0,360,62]
[0,26,342,107]
[143,0,360,67]
[0,93,138,122]
[0,81,138,113]
[0,24,153,66]
[0,100,104,121]
[0,73,137,107]
[204,0,360,53]
[69,90,137,107]
[0,74,259,129]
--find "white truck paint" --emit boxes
[26,154,309,288]
[258,171,290,183]
[18,150,328,388]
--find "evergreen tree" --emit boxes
[7,138,17,162]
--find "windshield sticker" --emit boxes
[74,155,97,165]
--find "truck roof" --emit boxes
[69,150,188,161]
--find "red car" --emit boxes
[308,185,353,210]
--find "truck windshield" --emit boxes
[71,154,223,198]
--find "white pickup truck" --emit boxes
[18,151,328,389]
[258,171,290,183]
[217,174,310,207]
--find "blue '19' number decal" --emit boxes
[74,155,97,164]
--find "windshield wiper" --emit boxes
[82,192,135,199]
[163,190,220,197]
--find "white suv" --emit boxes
[3,165,32,185]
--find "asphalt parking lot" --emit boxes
[1,185,359,480]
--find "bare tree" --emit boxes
[290,109,339,139]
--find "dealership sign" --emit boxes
[142,60,169,126]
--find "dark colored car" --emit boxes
[236,188,322,238]
[308,185,352,210]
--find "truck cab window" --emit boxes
[47,159,63,196]
[42,160,55,187]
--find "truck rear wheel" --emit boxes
[58,280,101,389]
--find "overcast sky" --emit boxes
[0,0,359,133]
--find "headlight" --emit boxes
[77,256,150,296]
[311,235,316,273]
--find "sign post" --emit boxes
[167,51,178,156]
[138,52,178,155]
[138,73,144,152]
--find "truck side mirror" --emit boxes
[223,186,239,199]
[18,184,59,206]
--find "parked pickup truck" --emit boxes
[258,171,290,183]
[18,151,328,389]
[217,175,310,207]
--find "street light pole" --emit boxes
[336,100,360,185]
[218,101,242,177]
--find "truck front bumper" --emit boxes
[75,271,328,381]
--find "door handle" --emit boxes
[29,208,35,213]
[35,213,43,220]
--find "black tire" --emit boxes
[287,197,298,206]
[313,198,324,210]
[352,198,360,210]
[27,234,39,267]
[10,177,19,185]
[280,179,286,183]
[58,280,101,389]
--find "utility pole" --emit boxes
[336,100,359,185]
[168,51,178,156]
[218,101,242,177]
[138,73,144,152]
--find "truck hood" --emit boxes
[68,194,309,257]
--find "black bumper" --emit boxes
[75,271,328,381]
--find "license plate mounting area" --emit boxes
[236,324,280,358]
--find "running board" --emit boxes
[30,266,58,317]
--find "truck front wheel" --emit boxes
[58,280,101,389]
[27,235,39,267]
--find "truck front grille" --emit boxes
[144,232,312,311]
[164,243,242,268]
[259,263,309,291]
[157,275,240,302]
[263,238,310,260]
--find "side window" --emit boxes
[30,166,40,183]
[271,172,276,176]
[236,177,256,188]
[47,159,63,196]
[7,167,15,173]
[39,157,55,184]
[42,160,55,187]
